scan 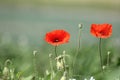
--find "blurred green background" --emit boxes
[0,0,120,80]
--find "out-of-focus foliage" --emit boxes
[0,33,120,80]
[0,0,120,80]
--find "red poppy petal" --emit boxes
[45,29,70,46]
[90,23,112,38]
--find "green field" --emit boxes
[0,0,120,80]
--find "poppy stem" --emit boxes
[62,58,66,71]
[33,51,39,80]
[55,46,57,57]
[72,24,82,75]
[78,24,82,49]
[107,51,110,68]
[49,54,53,80]
[62,51,66,71]
[99,38,103,71]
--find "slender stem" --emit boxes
[62,58,66,71]
[62,52,66,71]
[63,51,66,64]
[107,56,109,67]
[99,38,103,71]
[33,51,38,80]
[107,51,110,68]
[33,57,37,80]
[78,28,81,50]
[55,46,57,57]
[72,27,82,75]
[49,55,53,80]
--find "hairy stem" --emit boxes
[33,51,38,80]
[99,38,103,71]
[49,55,53,80]
[55,46,57,57]
[73,26,82,75]
[62,58,66,71]
[107,51,110,68]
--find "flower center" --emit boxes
[99,31,105,35]
[54,38,59,42]
[55,39,59,42]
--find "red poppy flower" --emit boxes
[45,30,70,46]
[90,23,112,38]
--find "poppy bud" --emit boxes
[45,70,50,75]
[78,24,83,29]
[60,76,67,80]
[3,67,9,76]
[63,50,66,54]
[107,51,111,55]
[10,69,14,80]
[33,50,37,56]
[56,60,64,70]
[49,53,53,58]
[3,66,10,79]
[102,65,106,70]
[60,71,68,80]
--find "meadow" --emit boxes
[0,0,120,80]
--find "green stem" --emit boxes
[62,58,66,71]
[72,27,82,75]
[107,51,110,68]
[78,28,81,50]
[33,52,38,80]
[55,46,57,57]
[49,56,53,80]
[99,38,103,71]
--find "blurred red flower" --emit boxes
[90,23,112,38]
[45,30,70,46]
